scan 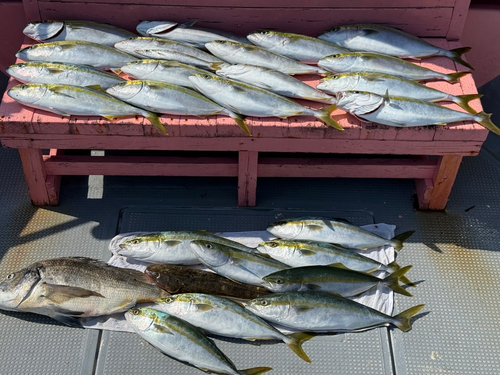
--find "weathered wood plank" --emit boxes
[447,0,471,40]
[238,151,258,207]
[428,154,463,210]
[415,178,434,210]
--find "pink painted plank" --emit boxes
[258,157,438,179]
[18,148,51,205]
[178,115,217,138]
[238,151,258,207]
[38,5,454,37]
[446,0,471,40]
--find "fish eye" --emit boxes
[130,239,141,245]
[6,273,15,280]
[276,279,284,284]
[269,242,279,248]
[205,243,213,249]
[164,297,174,303]
[131,309,140,315]
[332,54,339,58]
[260,300,268,306]
[332,75,339,79]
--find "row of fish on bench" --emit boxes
[7,19,499,137]
[0,217,424,374]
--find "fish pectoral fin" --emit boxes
[52,314,83,327]
[195,303,214,312]
[86,85,107,93]
[293,306,314,314]
[48,87,76,99]
[180,19,197,28]
[153,323,173,334]
[305,224,324,232]
[298,249,317,256]
[46,68,66,74]
[53,307,86,316]
[333,217,353,224]
[231,258,245,266]
[304,283,322,290]
[164,240,183,248]
[43,283,105,303]
[361,28,380,36]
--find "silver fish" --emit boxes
[216,64,336,103]
[117,231,260,265]
[318,24,473,70]
[125,307,272,375]
[106,80,251,135]
[115,37,223,62]
[246,292,425,332]
[8,84,166,134]
[190,240,290,286]
[0,257,169,326]
[23,20,137,47]
[266,217,414,250]
[188,74,342,131]
[159,293,313,362]
[318,52,468,83]
[7,61,125,89]
[133,50,220,70]
[205,41,325,75]
[136,20,250,49]
[247,30,349,63]
[16,41,137,70]
[317,72,482,114]
[335,91,500,135]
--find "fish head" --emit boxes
[319,53,358,73]
[257,240,296,261]
[267,219,304,239]
[114,37,152,55]
[0,266,41,311]
[189,240,230,267]
[317,73,360,93]
[261,273,294,293]
[6,63,42,83]
[336,90,384,115]
[160,294,196,315]
[247,30,289,49]
[16,43,58,60]
[136,21,178,37]
[106,81,144,100]
[125,307,156,331]
[8,84,48,105]
[121,60,159,78]
[205,40,247,56]
[320,25,358,44]
[116,233,162,260]
[23,21,65,42]
[246,294,290,321]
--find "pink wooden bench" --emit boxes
[0,0,487,210]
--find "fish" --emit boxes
[16,41,137,71]
[317,72,482,114]
[121,60,210,88]
[216,64,336,103]
[0,257,169,326]
[136,20,250,49]
[106,80,251,136]
[145,264,270,299]
[7,83,167,135]
[125,307,272,375]
[205,41,325,75]
[247,30,350,63]
[318,53,468,83]
[318,24,474,70]
[7,61,125,89]
[335,90,500,135]
[23,20,137,47]
[188,74,343,131]
[262,264,413,297]
[114,37,223,62]
[266,217,414,250]
[133,49,220,70]
[117,231,260,265]
[246,291,425,332]
[159,293,314,363]
[189,240,290,286]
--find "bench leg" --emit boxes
[415,155,463,210]
[18,148,60,206]
[238,151,258,207]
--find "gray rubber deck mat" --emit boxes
[95,207,395,375]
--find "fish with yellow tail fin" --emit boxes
[125,307,273,374]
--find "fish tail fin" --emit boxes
[383,266,414,297]
[315,104,343,131]
[146,112,168,135]
[475,111,500,136]
[228,112,252,136]
[286,332,316,363]
[446,71,469,83]
[392,304,425,332]
[387,261,415,287]
[391,230,415,251]
[446,47,474,70]
[453,93,483,114]
[239,367,274,375]
[210,62,223,71]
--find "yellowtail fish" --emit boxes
[335,90,500,135]
[318,24,474,70]
[125,307,272,375]
[133,49,220,70]
[8,84,166,135]
[159,293,314,362]
[318,52,468,82]
[246,291,425,332]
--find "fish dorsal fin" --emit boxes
[111,69,122,75]
[43,283,105,303]
[305,224,323,232]
[384,89,390,105]
[333,218,353,224]
[195,303,214,312]
[153,324,173,334]
[180,20,197,28]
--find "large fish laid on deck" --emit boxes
[247,30,350,63]
[16,41,137,70]
[106,80,251,136]
[205,41,325,75]
[317,72,482,114]
[125,307,272,375]
[266,217,414,250]
[246,291,425,332]
[188,74,342,130]
[0,257,169,326]
[318,24,473,70]
[23,20,137,47]
[335,91,500,135]
[145,264,269,299]
[7,83,166,134]
[7,61,125,89]
[318,52,468,82]
[136,20,250,49]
